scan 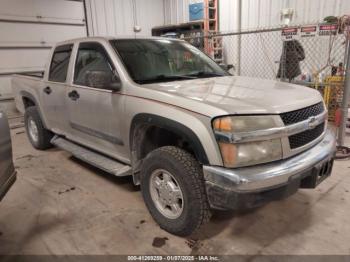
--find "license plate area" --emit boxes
[300,158,334,188]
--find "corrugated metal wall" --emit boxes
[224,0,350,31]
[0,0,86,100]
[163,0,190,25]
[164,0,350,30]
[85,0,165,36]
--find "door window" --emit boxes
[48,44,73,83]
[74,42,117,89]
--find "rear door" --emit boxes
[0,110,15,201]
[41,44,73,134]
[65,41,126,162]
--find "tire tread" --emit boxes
[141,146,211,236]
[24,106,53,150]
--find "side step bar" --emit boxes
[51,136,131,177]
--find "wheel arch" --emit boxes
[20,91,37,108]
[129,113,210,185]
[20,91,48,129]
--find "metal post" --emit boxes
[83,0,90,37]
[338,37,350,146]
[236,0,242,75]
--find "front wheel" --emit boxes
[24,106,53,150]
[141,146,211,236]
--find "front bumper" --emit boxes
[203,129,336,210]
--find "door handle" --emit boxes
[68,90,80,101]
[43,86,52,94]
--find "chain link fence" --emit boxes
[183,25,348,83]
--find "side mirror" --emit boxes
[219,64,234,72]
[85,70,121,91]
[109,81,122,91]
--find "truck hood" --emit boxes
[143,76,323,116]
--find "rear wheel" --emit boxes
[141,146,211,236]
[24,106,53,150]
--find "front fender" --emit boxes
[130,113,209,164]
[123,95,223,167]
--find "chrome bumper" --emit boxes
[203,129,336,193]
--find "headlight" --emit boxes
[213,116,283,168]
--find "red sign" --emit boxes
[281,27,299,41]
[300,25,317,37]
[319,24,338,36]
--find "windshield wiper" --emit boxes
[135,74,195,84]
[185,71,226,78]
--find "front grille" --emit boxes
[280,102,326,149]
[280,102,325,125]
[289,123,325,149]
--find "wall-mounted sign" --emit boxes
[300,25,317,38]
[318,24,338,36]
[281,27,299,41]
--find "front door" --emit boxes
[65,41,127,162]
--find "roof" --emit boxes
[55,36,184,46]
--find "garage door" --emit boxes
[0,0,87,105]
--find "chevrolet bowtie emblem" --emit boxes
[308,116,318,129]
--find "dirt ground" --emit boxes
[1,127,350,255]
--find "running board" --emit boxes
[51,136,131,177]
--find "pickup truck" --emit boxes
[0,109,16,201]
[12,37,336,236]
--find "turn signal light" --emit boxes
[213,117,232,132]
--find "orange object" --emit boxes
[218,142,237,167]
[213,117,232,131]
[335,108,342,127]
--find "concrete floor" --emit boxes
[1,127,350,255]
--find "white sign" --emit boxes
[300,25,317,38]
[318,24,338,36]
[281,27,299,41]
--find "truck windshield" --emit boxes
[110,39,228,84]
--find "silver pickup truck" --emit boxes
[12,37,336,236]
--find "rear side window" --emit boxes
[48,44,73,83]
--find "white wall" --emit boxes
[85,0,165,36]
[163,0,190,25]
[0,0,87,98]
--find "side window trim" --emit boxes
[48,44,73,83]
[73,41,118,90]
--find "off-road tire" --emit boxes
[24,106,53,150]
[141,146,212,236]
